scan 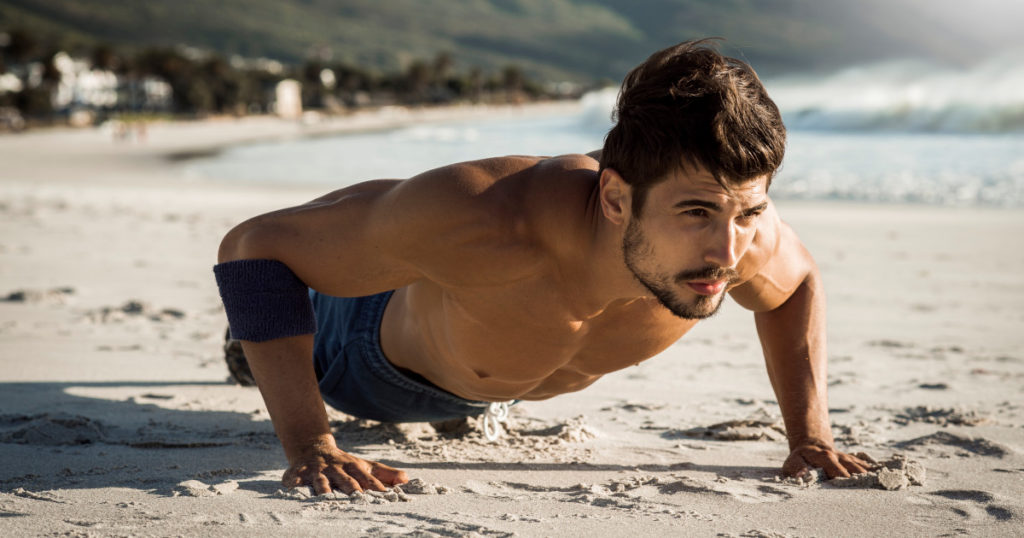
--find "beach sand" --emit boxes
[1,109,1022,537]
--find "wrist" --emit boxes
[782,407,834,450]
[787,434,834,451]
[283,433,338,462]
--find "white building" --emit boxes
[52,52,118,109]
[274,79,302,119]
[49,51,172,112]
[0,73,22,94]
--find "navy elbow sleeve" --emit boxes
[213,259,316,342]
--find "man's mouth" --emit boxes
[686,280,727,295]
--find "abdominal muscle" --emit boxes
[379,281,692,402]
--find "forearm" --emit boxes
[240,335,336,462]
[217,224,330,458]
[754,268,833,450]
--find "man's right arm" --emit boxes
[217,164,512,494]
[217,180,422,494]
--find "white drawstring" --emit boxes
[482,401,511,441]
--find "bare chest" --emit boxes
[384,280,694,396]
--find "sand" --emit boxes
[1,108,1023,537]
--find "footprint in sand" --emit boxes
[667,419,787,442]
[892,406,989,426]
[0,413,107,446]
[895,431,1011,458]
[931,490,1015,521]
[910,489,1021,532]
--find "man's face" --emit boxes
[621,166,768,319]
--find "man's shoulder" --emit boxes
[729,200,818,312]
[381,154,598,286]
[391,153,598,229]
[733,198,783,285]
[403,153,597,196]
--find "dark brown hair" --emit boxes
[601,39,786,216]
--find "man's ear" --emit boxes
[599,168,631,226]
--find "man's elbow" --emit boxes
[218,218,275,264]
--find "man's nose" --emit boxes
[704,221,739,268]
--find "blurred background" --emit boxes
[2,0,1022,205]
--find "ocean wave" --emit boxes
[766,53,1024,133]
[581,55,1024,134]
[578,87,618,130]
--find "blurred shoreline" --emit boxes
[0,99,583,188]
[3,94,1022,210]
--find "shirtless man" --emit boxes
[214,40,870,495]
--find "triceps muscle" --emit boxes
[220,180,421,297]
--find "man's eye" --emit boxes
[737,212,762,224]
[683,208,708,217]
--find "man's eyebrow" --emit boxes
[742,201,769,216]
[672,199,768,215]
[673,199,722,211]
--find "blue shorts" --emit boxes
[309,289,493,423]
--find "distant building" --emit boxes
[48,51,172,117]
[0,73,23,94]
[52,52,117,110]
[274,79,302,119]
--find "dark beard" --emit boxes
[621,218,736,320]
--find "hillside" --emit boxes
[2,0,1022,81]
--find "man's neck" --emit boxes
[557,180,650,320]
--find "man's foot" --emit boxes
[224,328,256,386]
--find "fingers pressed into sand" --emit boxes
[311,474,333,495]
[781,453,810,478]
[372,463,410,486]
[324,467,363,494]
[840,455,870,475]
[823,452,851,479]
[344,462,387,492]
[361,474,388,492]
[281,472,303,489]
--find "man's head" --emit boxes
[599,40,783,319]
[600,39,786,217]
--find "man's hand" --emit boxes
[283,438,409,495]
[782,441,872,479]
[223,336,409,495]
